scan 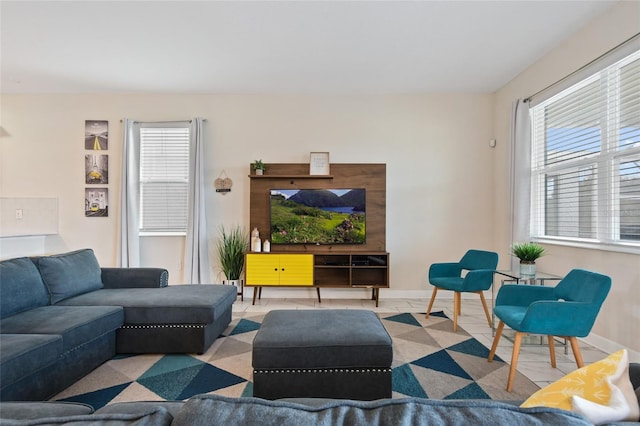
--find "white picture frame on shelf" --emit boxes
[309,152,330,175]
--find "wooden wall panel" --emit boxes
[249,163,386,253]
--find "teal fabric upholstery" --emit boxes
[0,334,62,388]
[489,268,611,392]
[0,257,50,318]
[426,249,498,331]
[0,305,123,352]
[428,249,498,292]
[493,269,611,337]
[34,249,103,304]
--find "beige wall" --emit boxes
[1,1,638,357]
[492,1,640,355]
[0,93,496,296]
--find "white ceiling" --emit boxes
[0,0,618,94]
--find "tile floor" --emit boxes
[233,295,610,389]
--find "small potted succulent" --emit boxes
[511,242,546,276]
[251,159,266,175]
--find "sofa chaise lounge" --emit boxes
[0,249,236,401]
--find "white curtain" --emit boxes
[117,118,141,267]
[509,99,532,272]
[184,117,211,284]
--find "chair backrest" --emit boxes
[554,269,611,308]
[459,249,499,271]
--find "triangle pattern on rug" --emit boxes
[383,312,422,327]
[392,363,428,398]
[229,318,261,336]
[59,383,131,410]
[52,311,539,408]
[411,348,473,380]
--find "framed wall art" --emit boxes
[309,151,330,175]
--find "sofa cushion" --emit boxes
[0,407,173,425]
[0,402,94,420]
[97,401,185,419]
[0,306,123,352]
[172,394,592,426]
[0,334,62,387]
[35,248,103,304]
[57,285,237,324]
[0,257,50,319]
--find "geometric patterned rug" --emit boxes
[52,311,539,410]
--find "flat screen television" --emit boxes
[270,188,366,245]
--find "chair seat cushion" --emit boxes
[57,285,237,325]
[430,276,465,291]
[253,310,392,369]
[0,306,123,351]
[0,334,62,386]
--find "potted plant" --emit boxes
[251,159,266,175]
[216,225,249,291]
[511,242,546,276]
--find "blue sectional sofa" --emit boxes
[0,249,237,401]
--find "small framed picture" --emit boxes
[85,188,108,217]
[85,120,108,150]
[85,154,108,184]
[309,152,330,175]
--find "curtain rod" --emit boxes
[524,32,640,103]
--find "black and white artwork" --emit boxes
[85,188,108,217]
[85,154,108,184]
[85,120,108,150]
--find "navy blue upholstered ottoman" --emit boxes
[252,309,393,400]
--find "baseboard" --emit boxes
[581,333,640,363]
[242,287,476,300]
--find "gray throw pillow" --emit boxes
[37,249,103,304]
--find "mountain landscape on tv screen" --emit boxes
[270,189,365,244]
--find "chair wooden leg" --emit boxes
[568,337,584,368]
[507,332,524,392]
[477,291,492,328]
[453,292,460,332]
[548,336,556,368]
[488,320,504,362]
[425,287,438,319]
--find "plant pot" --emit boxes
[519,261,536,276]
[255,169,263,175]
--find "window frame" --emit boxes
[137,122,191,236]
[529,50,640,254]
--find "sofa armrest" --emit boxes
[101,268,168,289]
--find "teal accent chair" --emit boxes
[488,269,611,392]
[425,249,498,332]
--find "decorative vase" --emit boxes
[519,261,536,276]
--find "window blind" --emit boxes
[530,50,640,245]
[139,125,190,233]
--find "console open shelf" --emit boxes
[246,252,389,306]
